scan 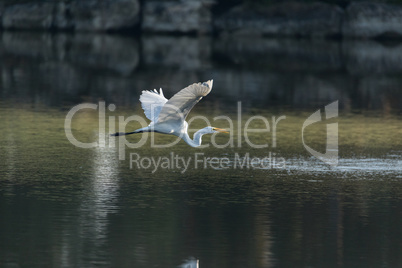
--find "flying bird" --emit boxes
[111,80,228,147]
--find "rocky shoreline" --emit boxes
[1,1,402,39]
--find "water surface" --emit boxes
[1,33,402,268]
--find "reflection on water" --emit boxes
[0,108,401,268]
[283,156,402,175]
[179,258,199,268]
[1,32,402,112]
[71,144,119,267]
[1,33,402,267]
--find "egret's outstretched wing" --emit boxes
[157,80,213,124]
[139,88,168,122]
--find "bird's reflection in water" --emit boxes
[179,257,199,268]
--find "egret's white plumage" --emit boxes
[139,88,167,122]
[111,80,227,147]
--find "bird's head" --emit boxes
[206,126,229,134]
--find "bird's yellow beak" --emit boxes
[213,127,229,133]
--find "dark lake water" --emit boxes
[1,32,402,268]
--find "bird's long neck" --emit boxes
[182,129,208,147]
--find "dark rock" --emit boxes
[3,2,55,30]
[2,0,140,32]
[343,2,402,39]
[214,2,343,38]
[54,2,74,30]
[69,0,140,32]
[142,1,213,34]
[0,3,4,27]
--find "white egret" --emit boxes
[111,80,228,146]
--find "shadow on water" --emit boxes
[0,32,402,267]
